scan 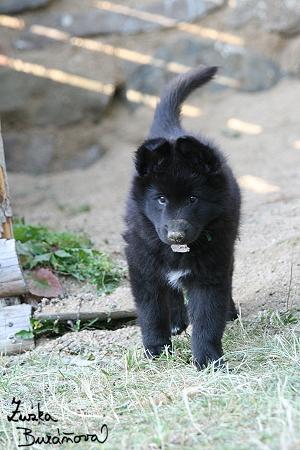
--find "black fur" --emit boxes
[123,66,241,369]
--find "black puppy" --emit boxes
[124,66,241,369]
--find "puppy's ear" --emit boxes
[135,138,171,176]
[175,136,221,174]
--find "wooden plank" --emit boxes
[0,297,21,307]
[34,309,137,322]
[0,304,34,354]
[0,239,27,297]
[0,122,27,299]
[0,122,13,239]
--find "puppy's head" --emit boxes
[134,135,227,246]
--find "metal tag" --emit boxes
[171,244,190,253]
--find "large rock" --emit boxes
[38,0,225,38]
[3,130,104,174]
[0,0,55,14]
[4,132,55,174]
[63,144,104,171]
[0,68,114,128]
[147,0,225,21]
[125,38,281,95]
[38,10,160,37]
[280,36,300,77]
[228,0,300,36]
[13,32,57,52]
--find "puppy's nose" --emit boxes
[167,231,185,243]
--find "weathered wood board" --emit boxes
[0,121,13,239]
[0,239,28,297]
[0,304,34,354]
[0,122,32,354]
[0,122,27,298]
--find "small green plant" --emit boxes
[14,329,34,340]
[14,221,122,293]
[31,318,63,337]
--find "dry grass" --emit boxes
[0,310,300,450]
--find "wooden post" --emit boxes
[0,123,27,297]
[0,123,33,354]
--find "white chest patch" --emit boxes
[166,270,191,289]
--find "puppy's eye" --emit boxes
[158,196,167,205]
[189,196,197,203]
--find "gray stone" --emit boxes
[63,145,104,171]
[39,0,224,38]
[0,68,113,128]
[228,0,300,36]
[280,36,300,76]
[4,132,55,174]
[0,0,55,15]
[4,130,105,174]
[147,0,225,21]
[33,82,110,127]
[39,10,161,37]
[13,33,56,52]
[125,38,281,95]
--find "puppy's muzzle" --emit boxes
[167,220,189,244]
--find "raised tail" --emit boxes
[149,66,218,139]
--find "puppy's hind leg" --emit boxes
[170,289,189,336]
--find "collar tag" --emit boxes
[171,244,190,253]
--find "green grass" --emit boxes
[1,310,300,449]
[14,222,122,294]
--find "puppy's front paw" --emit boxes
[193,345,224,370]
[171,301,189,336]
[144,341,172,358]
[226,300,238,321]
[171,318,189,336]
[171,311,189,336]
